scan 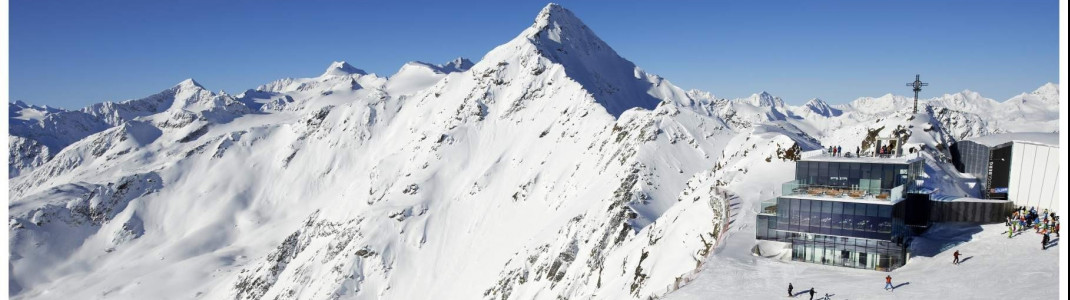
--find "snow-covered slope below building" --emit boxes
[668,222,1059,299]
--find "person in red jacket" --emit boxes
[884,275,893,291]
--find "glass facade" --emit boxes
[950,141,1015,200]
[789,235,907,271]
[757,210,909,271]
[758,198,908,241]
[794,160,922,191]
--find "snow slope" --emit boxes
[7,3,1061,300]
[9,4,740,299]
[668,223,1059,299]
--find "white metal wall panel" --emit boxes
[1059,159,1067,217]
[1027,145,1046,208]
[1014,145,1034,206]
[1042,146,1060,210]
[1009,144,1025,205]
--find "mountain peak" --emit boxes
[1033,82,1058,95]
[520,3,611,55]
[803,98,842,117]
[440,57,474,73]
[322,61,367,77]
[534,3,572,24]
[475,3,661,117]
[746,91,784,107]
[175,78,205,90]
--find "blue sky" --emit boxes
[10,1,1059,109]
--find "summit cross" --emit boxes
[906,74,929,114]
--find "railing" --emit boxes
[804,149,921,160]
[782,180,905,202]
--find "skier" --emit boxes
[1042,232,1050,250]
[856,146,860,157]
[953,250,960,265]
[788,283,793,297]
[809,288,815,300]
[1055,222,1060,238]
[884,275,893,291]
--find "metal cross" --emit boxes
[905,74,928,114]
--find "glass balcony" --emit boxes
[782,180,904,202]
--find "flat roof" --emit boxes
[781,194,904,205]
[799,155,922,165]
[965,132,1059,148]
[930,196,1014,203]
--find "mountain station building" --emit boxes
[755,151,927,271]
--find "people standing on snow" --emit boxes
[856,146,860,157]
[1042,232,1050,250]
[1055,222,1060,238]
[885,275,893,291]
[788,283,793,297]
[809,288,815,300]
[953,250,960,265]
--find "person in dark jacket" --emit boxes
[788,283,793,297]
[809,288,815,300]
[953,250,960,264]
[1042,232,1050,250]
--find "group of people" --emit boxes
[1005,206,1059,250]
[787,283,827,300]
[826,145,861,158]
[823,144,899,158]
[786,276,897,299]
[876,145,893,156]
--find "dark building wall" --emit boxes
[903,193,932,227]
[987,145,1012,200]
[930,200,1014,223]
[951,140,991,194]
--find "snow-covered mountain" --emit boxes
[6,3,1060,300]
